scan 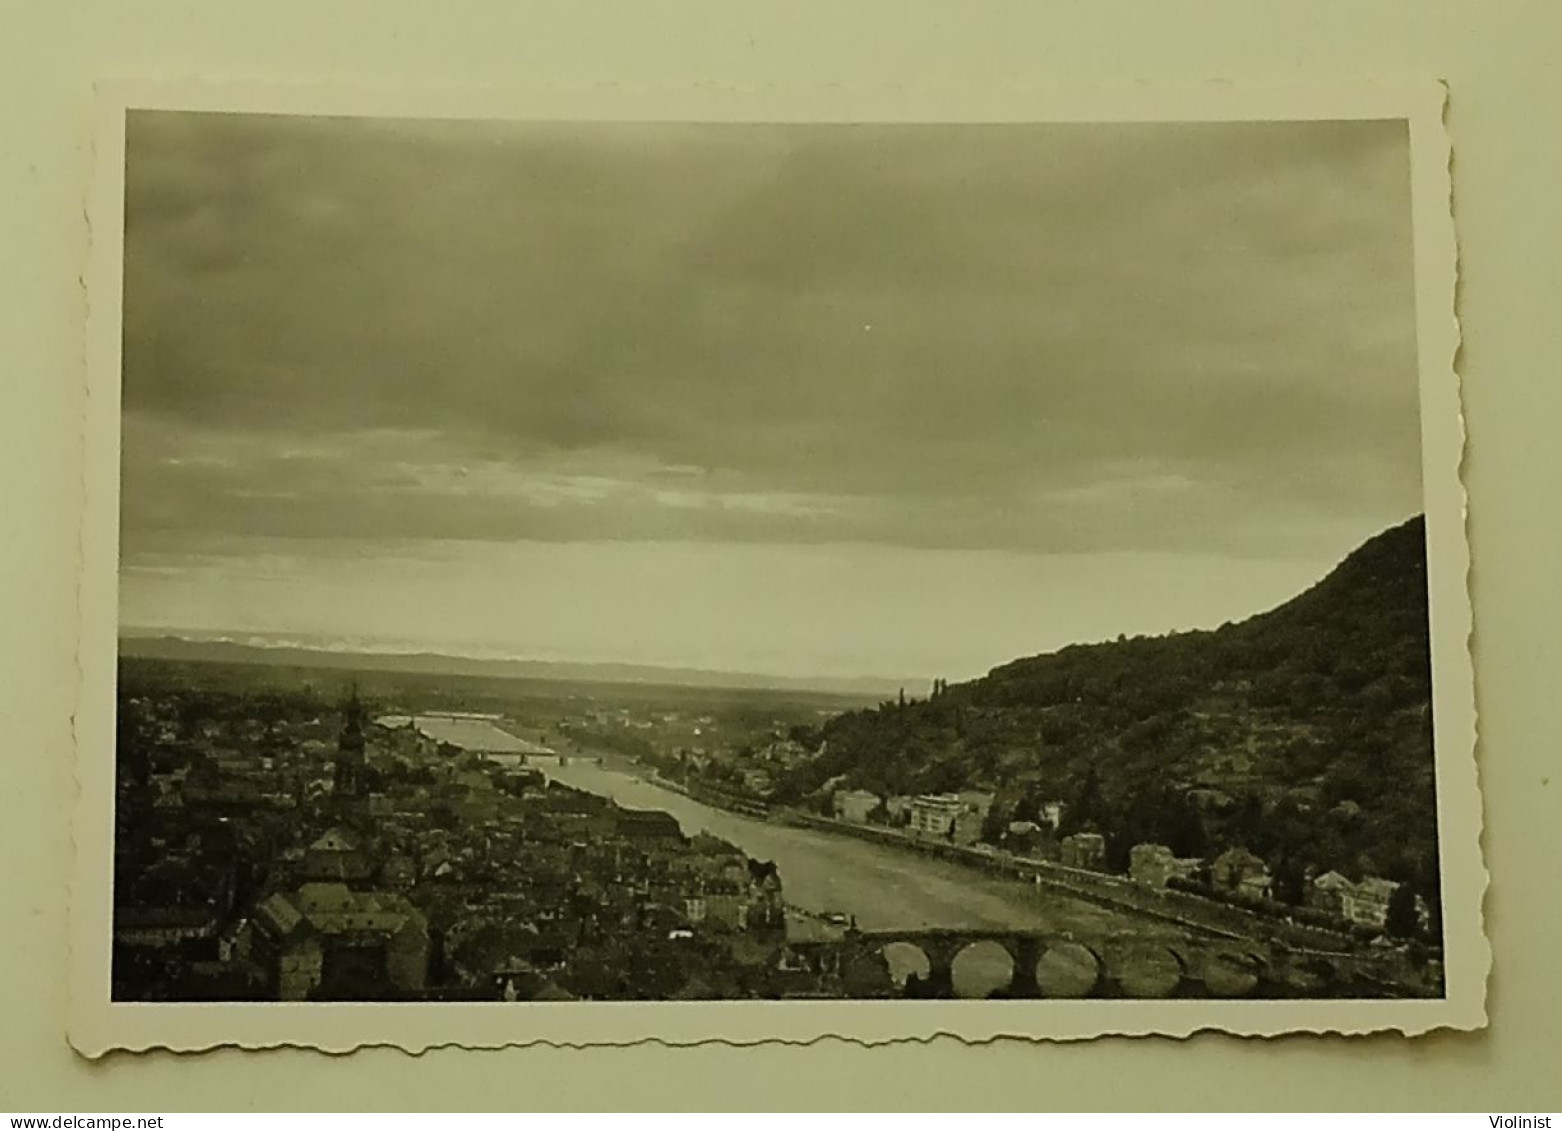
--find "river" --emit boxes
[544,757,1184,943]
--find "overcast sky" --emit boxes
[118,111,1423,683]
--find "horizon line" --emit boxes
[116,626,936,694]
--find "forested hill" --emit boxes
[776,515,1441,897]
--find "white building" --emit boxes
[832,789,880,824]
[909,793,963,837]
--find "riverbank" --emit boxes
[541,757,1203,939]
[590,749,1346,950]
[773,809,1369,955]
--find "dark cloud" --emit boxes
[120,112,1421,560]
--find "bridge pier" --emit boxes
[918,937,964,998]
[1004,935,1042,998]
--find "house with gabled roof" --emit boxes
[1306,870,1355,917]
[250,881,429,1000]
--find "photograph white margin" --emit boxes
[68,76,1482,1055]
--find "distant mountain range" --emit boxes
[117,631,909,699]
[776,516,1442,896]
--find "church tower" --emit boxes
[334,682,369,799]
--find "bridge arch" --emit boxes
[1273,949,1347,997]
[1032,940,1103,998]
[1104,942,1187,998]
[880,941,932,991]
[1200,944,1270,997]
[949,939,1014,999]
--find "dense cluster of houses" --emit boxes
[112,688,813,1003]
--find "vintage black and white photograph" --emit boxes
[74,85,1478,1048]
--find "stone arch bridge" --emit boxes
[809,927,1385,999]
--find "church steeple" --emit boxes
[334,682,368,798]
